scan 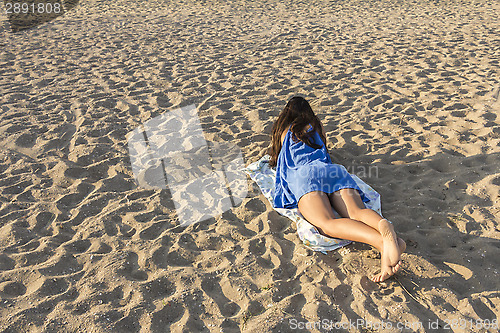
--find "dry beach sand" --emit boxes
[0,0,499,332]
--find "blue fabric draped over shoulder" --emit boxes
[273,124,369,209]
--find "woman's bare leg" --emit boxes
[298,191,397,282]
[328,189,388,231]
[328,189,404,281]
[298,191,383,249]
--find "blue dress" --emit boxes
[273,125,369,209]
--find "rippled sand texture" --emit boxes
[0,0,499,332]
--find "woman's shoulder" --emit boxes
[280,129,288,146]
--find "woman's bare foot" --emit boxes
[371,238,406,282]
[371,219,403,282]
[379,219,401,270]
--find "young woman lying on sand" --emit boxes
[268,96,406,282]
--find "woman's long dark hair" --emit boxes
[268,96,327,168]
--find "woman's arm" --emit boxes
[319,123,330,155]
[320,122,327,139]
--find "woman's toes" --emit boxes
[373,272,388,282]
[371,267,394,282]
[392,260,402,274]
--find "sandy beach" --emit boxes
[0,0,499,331]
